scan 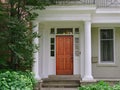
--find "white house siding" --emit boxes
[92,26,120,79]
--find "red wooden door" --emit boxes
[56,36,73,75]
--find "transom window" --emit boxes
[57,28,73,34]
[100,29,114,63]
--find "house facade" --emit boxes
[32,0,120,81]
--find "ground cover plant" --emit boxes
[79,81,120,90]
[0,70,36,90]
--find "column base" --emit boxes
[82,75,94,81]
[35,74,41,80]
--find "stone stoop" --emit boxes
[39,75,81,90]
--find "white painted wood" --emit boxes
[82,21,93,81]
[42,26,49,78]
[80,23,85,78]
[32,22,41,80]
[39,22,82,77]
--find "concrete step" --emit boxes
[42,80,80,87]
[41,75,81,88]
[48,75,81,80]
[42,83,79,87]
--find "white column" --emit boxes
[32,22,41,80]
[82,21,93,81]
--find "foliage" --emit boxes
[0,2,10,69]
[112,82,120,90]
[0,0,46,71]
[0,17,39,70]
[0,70,36,90]
[79,81,120,90]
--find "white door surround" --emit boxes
[32,21,94,81]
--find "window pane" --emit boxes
[101,29,113,39]
[75,28,79,34]
[57,28,73,34]
[51,45,54,50]
[50,38,55,57]
[75,38,80,56]
[75,38,79,43]
[100,29,114,62]
[51,51,54,56]
[101,40,114,62]
[50,38,54,43]
[50,28,55,34]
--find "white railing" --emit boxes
[52,0,120,8]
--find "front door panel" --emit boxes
[56,36,73,75]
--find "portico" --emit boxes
[32,20,94,81]
[32,4,120,82]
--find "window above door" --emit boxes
[50,28,80,35]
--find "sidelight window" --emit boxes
[50,38,55,56]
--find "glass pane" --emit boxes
[101,40,114,62]
[75,45,79,50]
[75,38,79,56]
[50,38,54,43]
[57,28,73,34]
[75,51,80,56]
[101,29,113,39]
[75,38,79,43]
[75,28,79,34]
[50,28,55,34]
[51,45,54,50]
[51,51,54,56]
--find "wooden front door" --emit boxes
[56,36,73,75]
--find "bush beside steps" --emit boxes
[0,70,36,90]
[79,81,120,90]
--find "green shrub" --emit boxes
[0,70,36,90]
[78,81,120,90]
[113,83,120,90]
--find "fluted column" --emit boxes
[32,22,41,80]
[82,21,93,81]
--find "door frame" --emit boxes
[56,35,74,75]
[49,27,81,75]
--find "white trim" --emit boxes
[32,22,41,80]
[98,27,115,65]
[49,27,81,75]
[45,5,96,11]
[82,21,93,81]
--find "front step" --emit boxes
[48,75,81,80]
[41,75,81,88]
[42,80,80,87]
